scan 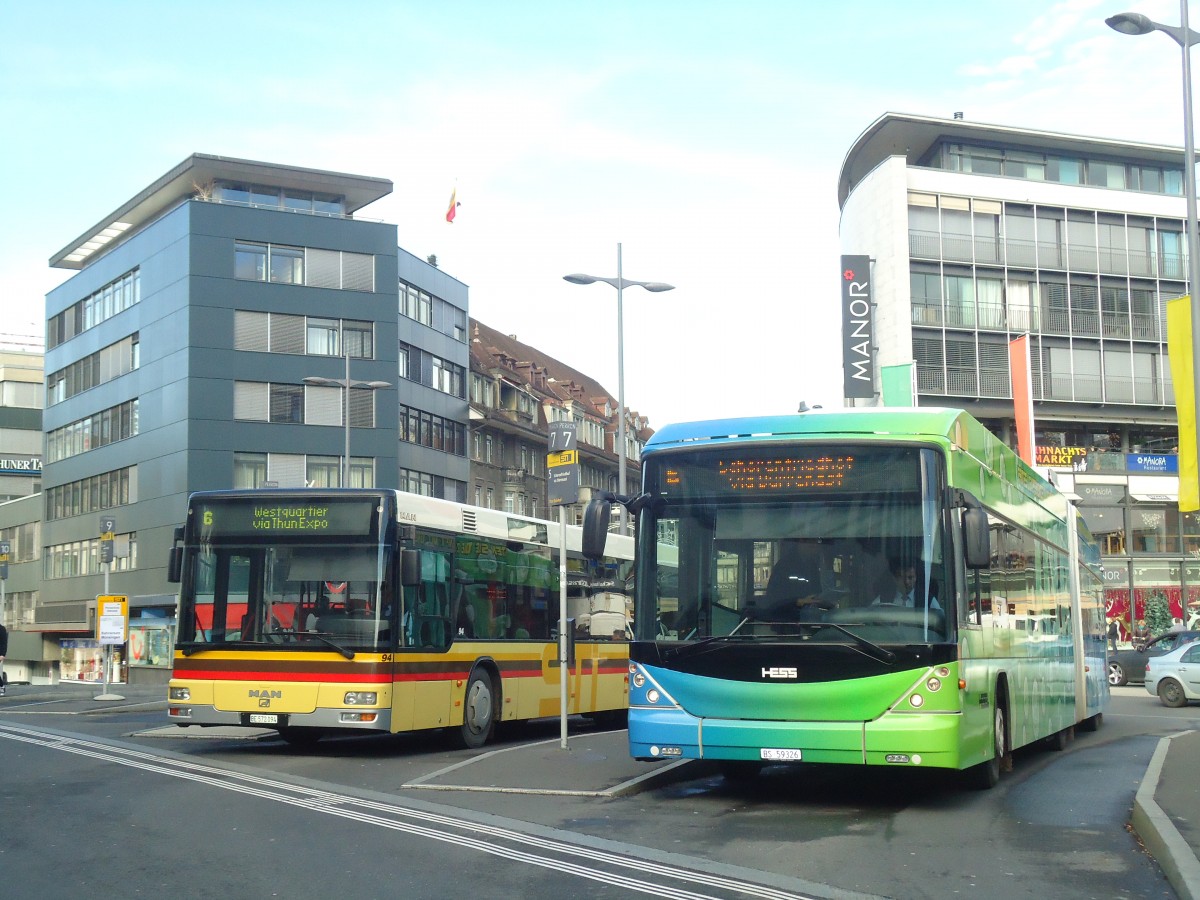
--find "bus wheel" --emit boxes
[964,699,1006,790]
[1043,725,1072,751]
[457,669,496,749]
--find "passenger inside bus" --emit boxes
[761,540,834,621]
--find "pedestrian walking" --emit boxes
[0,621,8,695]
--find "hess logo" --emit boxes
[761,667,798,679]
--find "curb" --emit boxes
[1132,730,1200,900]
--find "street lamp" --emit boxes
[304,344,390,487]
[1108,4,1200,631]
[564,243,674,534]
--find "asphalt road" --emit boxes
[0,685,1186,899]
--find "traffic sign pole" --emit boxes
[95,516,124,701]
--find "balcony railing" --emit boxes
[1102,313,1130,339]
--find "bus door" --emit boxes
[398,543,453,731]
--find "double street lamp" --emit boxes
[565,243,674,533]
[304,346,390,488]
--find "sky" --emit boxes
[1,0,1195,427]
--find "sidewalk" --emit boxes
[1136,729,1200,900]
[2,681,1199,895]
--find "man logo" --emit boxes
[762,667,798,679]
[249,688,282,706]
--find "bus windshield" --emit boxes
[637,444,951,645]
[177,540,392,653]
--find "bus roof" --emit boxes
[646,407,979,451]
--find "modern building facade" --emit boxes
[7,152,640,685]
[32,153,469,683]
[838,112,1200,637]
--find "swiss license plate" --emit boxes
[248,713,280,725]
[760,748,803,761]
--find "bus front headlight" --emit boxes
[344,691,378,706]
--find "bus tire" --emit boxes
[456,668,497,749]
[1044,725,1072,751]
[964,694,1007,790]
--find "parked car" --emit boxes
[1145,642,1200,707]
[1109,629,1200,686]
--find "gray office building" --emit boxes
[35,154,468,683]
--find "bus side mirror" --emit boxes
[582,497,612,560]
[399,548,421,587]
[166,526,184,584]
[963,506,990,569]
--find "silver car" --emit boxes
[1144,641,1200,707]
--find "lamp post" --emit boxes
[1108,5,1200,631]
[304,345,390,487]
[564,243,674,533]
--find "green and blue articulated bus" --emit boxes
[582,408,1107,788]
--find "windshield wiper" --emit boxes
[808,621,897,664]
[663,630,756,659]
[714,614,898,665]
[304,633,356,659]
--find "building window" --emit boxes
[306,456,341,488]
[45,534,137,579]
[235,242,267,281]
[47,333,139,407]
[269,245,304,284]
[48,268,140,350]
[307,318,340,356]
[399,405,466,456]
[398,343,466,398]
[233,452,267,488]
[269,385,303,424]
[400,281,466,342]
[45,466,136,521]
[46,400,139,463]
[234,241,373,291]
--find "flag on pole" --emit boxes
[1167,296,1198,511]
[1009,334,1035,467]
[445,188,459,223]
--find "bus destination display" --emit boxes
[193,498,379,538]
[653,447,919,496]
[719,455,855,491]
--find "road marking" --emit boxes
[0,721,842,900]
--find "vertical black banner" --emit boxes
[841,255,874,399]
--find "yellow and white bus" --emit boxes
[166,489,633,747]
